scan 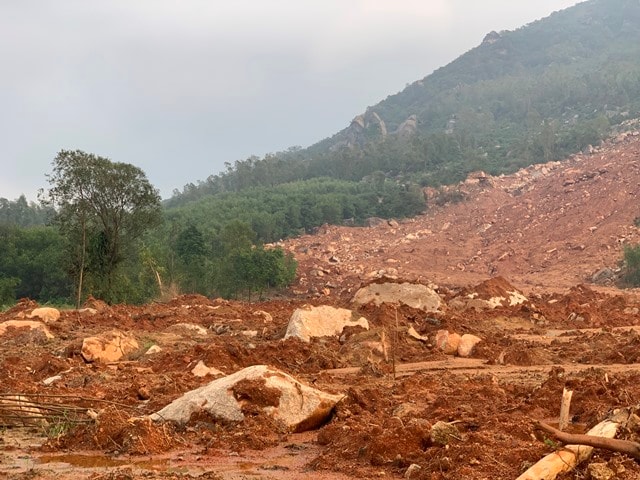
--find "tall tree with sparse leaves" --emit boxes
[40,150,162,304]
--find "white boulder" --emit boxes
[284,305,368,343]
[150,365,342,432]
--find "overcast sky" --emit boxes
[2,0,581,201]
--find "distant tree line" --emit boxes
[5,0,640,305]
[0,151,306,307]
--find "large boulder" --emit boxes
[0,320,54,339]
[81,330,139,363]
[353,282,442,312]
[150,365,342,432]
[284,305,368,343]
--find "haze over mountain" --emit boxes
[1,1,579,202]
[170,0,640,207]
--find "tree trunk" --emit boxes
[516,418,620,480]
[76,214,86,310]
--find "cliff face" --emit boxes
[330,110,388,151]
[329,111,422,151]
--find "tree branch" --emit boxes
[537,421,640,460]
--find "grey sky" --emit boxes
[2,0,580,201]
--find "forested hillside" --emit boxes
[169,0,640,206]
[3,0,640,306]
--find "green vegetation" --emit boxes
[621,244,640,286]
[4,0,640,304]
[40,150,163,306]
[168,0,640,207]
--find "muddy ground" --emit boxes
[3,134,640,479]
[2,282,640,480]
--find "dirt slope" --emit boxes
[286,131,640,295]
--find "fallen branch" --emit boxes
[516,415,622,480]
[537,421,640,460]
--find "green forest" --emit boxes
[3,0,640,306]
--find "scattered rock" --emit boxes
[352,282,442,312]
[0,320,54,339]
[82,295,110,313]
[434,330,461,355]
[81,330,139,363]
[407,326,430,343]
[167,323,208,336]
[145,345,162,355]
[430,421,460,446]
[587,462,615,480]
[77,308,98,315]
[137,386,151,401]
[284,305,368,343]
[366,217,386,227]
[457,334,482,357]
[150,365,342,432]
[253,310,273,323]
[26,307,60,323]
[450,277,528,311]
[591,267,616,285]
[42,375,62,386]
[191,360,225,378]
[405,463,422,479]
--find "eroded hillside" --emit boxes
[286,131,640,296]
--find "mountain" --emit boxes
[168,0,640,208]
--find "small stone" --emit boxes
[430,421,460,446]
[191,360,225,378]
[404,463,421,479]
[457,334,482,357]
[145,345,162,355]
[137,386,151,400]
[434,330,461,355]
[42,375,62,386]
[587,462,614,480]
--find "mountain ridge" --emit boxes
[170,0,640,208]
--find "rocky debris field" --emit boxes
[3,134,640,479]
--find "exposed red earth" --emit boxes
[2,133,640,479]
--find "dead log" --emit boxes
[516,417,621,480]
[537,421,640,460]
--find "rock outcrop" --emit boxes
[331,110,388,150]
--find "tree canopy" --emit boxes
[40,150,162,304]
